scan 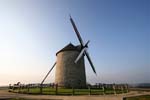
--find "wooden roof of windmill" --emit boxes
[56,43,81,55]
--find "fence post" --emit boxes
[113,84,116,95]
[8,84,11,92]
[40,84,43,94]
[12,86,14,92]
[27,84,30,93]
[55,84,58,95]
[126,84,129,93]
[18,85,21,93]
[72,87,74,95]
[88,86,91,95]
[121,86,124,93]
[102,85,105,95]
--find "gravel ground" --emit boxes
[0,89,150,100]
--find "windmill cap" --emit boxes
[56,43,81,56]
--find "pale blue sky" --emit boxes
[0,0,149,86]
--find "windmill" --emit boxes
[41,16,96,88]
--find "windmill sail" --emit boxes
[85,51,96,74]
[70,16,97,74]
[70,16,84,46]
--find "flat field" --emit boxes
[124,95,150,100]
[9,87,126,95]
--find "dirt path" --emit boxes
[0,89,150,100]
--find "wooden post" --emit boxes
[88,86,91,95]
[72,87,74,95]
[55,84,58,95]
[40,84,43,94]
[27,85,30,93]
[126,84,129,93]
[113,84,116,95]
[18,85,21,93]
[121,86,124,93]
[8,84,11,92]
[102,85,105,95]
[12,86,14,92]
[20,85,23,93]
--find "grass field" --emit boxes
[2,95,150,100]
[124,95,150,100]
[9,87,127,95]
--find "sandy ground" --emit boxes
[0,89,150,100]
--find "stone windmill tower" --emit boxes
[55,43,86,88]
[41,16,96,88]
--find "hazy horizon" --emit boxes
[0,0,149,86]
